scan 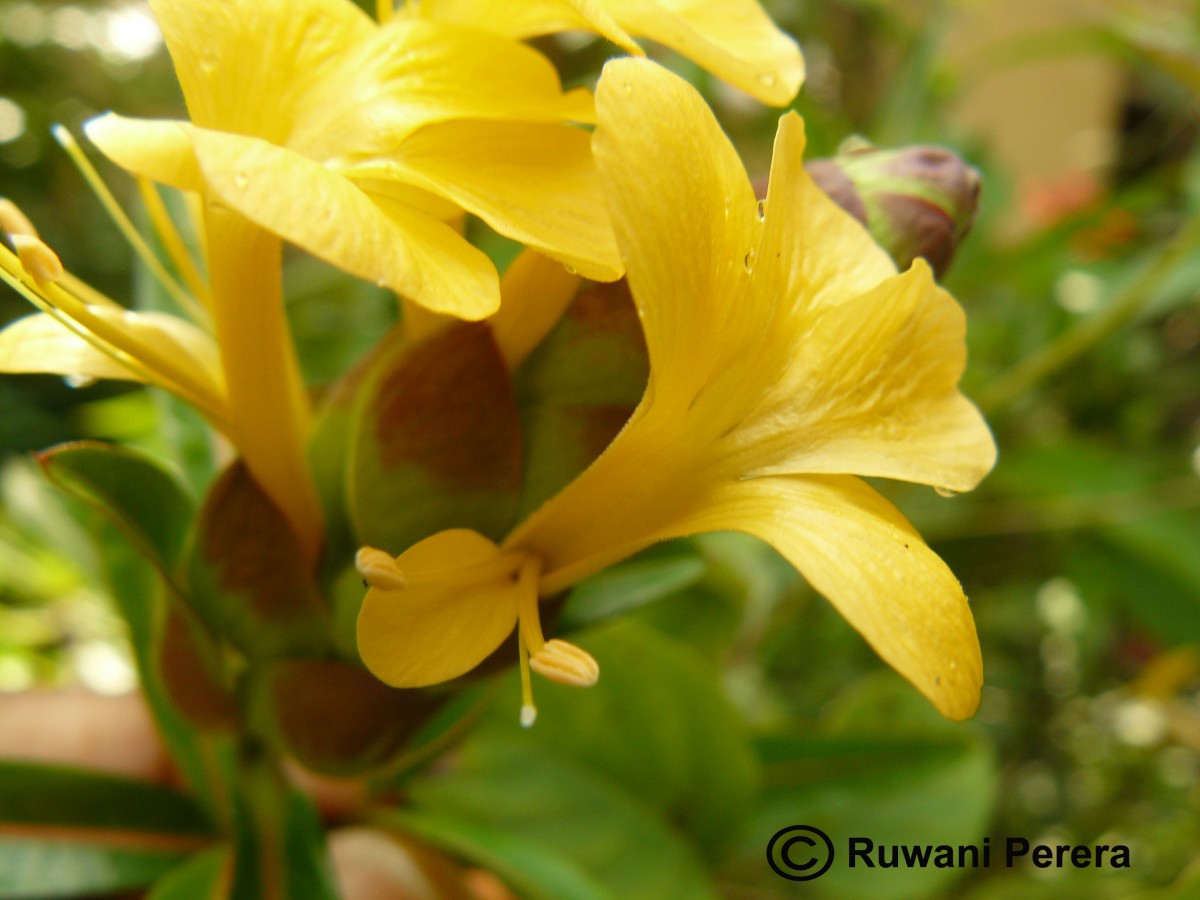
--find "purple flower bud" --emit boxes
[757,142,982,278]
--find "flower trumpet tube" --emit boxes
[357,60,997,723]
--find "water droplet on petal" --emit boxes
[934,485,959,498]
[233,172,248,189]
[563,263,577,275]
[758,73,777,88]
[757,199,767,221]
[64,374,96,389]
[199,50,218,74]
[743,249,756,273]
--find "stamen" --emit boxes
[137,178,210,308]
[516,558,546,656]
[519,639,537,728]
[514,556,544,727]
[355,546,408,590]
[0,240,232,432]
[0,198,38,238]
[10,234,63,285]
[530,639,600,687]
[52,125,210,328]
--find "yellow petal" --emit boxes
[289,19,596,161]
[0,313,144,382]
[0,305,227,422]
[488,249,583,371]
[734,260,997,493]
[757,113,896,314]
[606,0,803,105]
[417,0,642,55]
[364,119,621,282]
[188,128,499,319]
[84,115,204,193]
[148,0,373,140]
[593,58,758,407]
[691,475,983,720]
[356,530,522,687]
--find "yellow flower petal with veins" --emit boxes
[358,60,996,721]
[418,0,804,105]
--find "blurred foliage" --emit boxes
[3,0,1200,898]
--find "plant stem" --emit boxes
[978,215,1200,414]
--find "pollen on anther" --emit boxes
[11,234,64,284]
[529,638,600,687]
[355,546,407,590]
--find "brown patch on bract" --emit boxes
[269,659,444,775]
[578,403,636,461]
[567,278,637,335]
[372,322,520,490]
[157,605,239,731]
[200,462,325,622]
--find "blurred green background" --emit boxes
[2,0,1200,897]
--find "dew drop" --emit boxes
[233,172,248,190]
[64,374,96,389]
[934,485,958,498]
[758,73,777,88]
[563,263,577,275]
[743,249,756,273]
[198,50,218,74]
[757,199,766,221]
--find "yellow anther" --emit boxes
[11,234,64,285]
[0,198,38,239]
[529,639,600,688]
[355,546,408,590]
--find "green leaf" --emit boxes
[0,839,187,899]
[188,461,329,658]
[513,280,647,519]
[479,620,760,856]
[1095,514,1200,643]
[399,734,718,900]
[0,761,213,836]
[348,322,522,551]
[38,440,194,575]
[730,723,996,898]
[146,846,229,900]
[559,544,707,628]
[0,761,214,900]
[96,526,238,825]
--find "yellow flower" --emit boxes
[356,59,997,722]
[85,0,621,316]
[413,0,805,106]
[60,0,623,557]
